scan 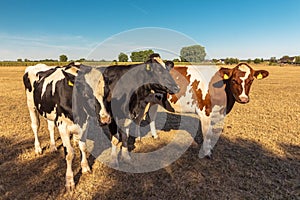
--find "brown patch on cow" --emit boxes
[190,80,212,116]
[169,66,191,104]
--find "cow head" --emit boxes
[219,63,269,104]
[143,53,179,94]
[72,65,111,126]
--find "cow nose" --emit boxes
[239,97,249,103]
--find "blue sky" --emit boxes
[0,0,299,61]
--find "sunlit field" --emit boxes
[0,64,299,199]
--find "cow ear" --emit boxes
[254,70,269,80]
[165,61,174,71]
[62,70,75,86]
[219,67,232,80]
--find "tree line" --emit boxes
[4,44,300,66]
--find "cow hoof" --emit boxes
[65,177,75,192]
[152,135,159,140]
[135,137,142,143]
[49,145,57,152]
[81,162,91,173]
[121,148,131,162]
[65,184,75,193]
[205,154,212,159]
[110,159,119,168]
[35,147,42,155]
[122,154,132,162]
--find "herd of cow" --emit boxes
[22,53,269,191]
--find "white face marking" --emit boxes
[238,65,251,99]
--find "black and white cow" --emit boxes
[101,54,179,166]
[23,62,111,190]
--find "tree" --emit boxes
[17,58,22,62]
[212,59,219,63]
[253,58,262,64]
[180,45,206,62]
[118,52,128,62]
[77,58,86,62]
[59,54,68,62]
[247,59,252,64]
[269,57,277,63]
[130,49,154,62]
[224,57,239,65]
[173,58,180,62]
[295,56,300,64]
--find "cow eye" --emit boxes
[231,79,238,84]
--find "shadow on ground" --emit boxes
[0,112,299,199]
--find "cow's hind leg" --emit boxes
[78,141,91,173]
[29,108,42,154]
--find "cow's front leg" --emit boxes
[148,104,159,139]
[120,127,131,161]
[199,117,213,159]
[110,135,119,168]
[199,110,225,159]
[47,120,57,152]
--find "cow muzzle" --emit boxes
[238,96,249,104]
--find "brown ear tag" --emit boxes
[257,73,263,80]
[223,74,229,80]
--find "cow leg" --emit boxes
[110,135,119,167]
[78,141,91,173]
[58,124,75,191]
[135,124,142,141]
[199,117,213,159]
[28,108,42,154]
[199,110,225,159]
[47,120,57,152]
[148,104,159,139]
[121,127,131,161]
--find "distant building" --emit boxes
[279,56,296,64]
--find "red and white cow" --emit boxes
[144,63,269,158]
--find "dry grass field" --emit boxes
[0,64,299,199]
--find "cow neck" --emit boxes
[225,80,236,114]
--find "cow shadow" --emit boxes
[90,135,300,200]
[127,111,203,151]
[1,119,299,199]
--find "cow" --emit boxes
[140,63,269,158]
[101,53,179,166]
[23,62,111,190]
